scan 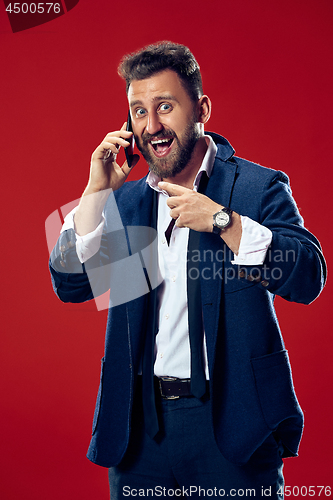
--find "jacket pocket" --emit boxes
[92,357,105,435]
[251,350,302,430]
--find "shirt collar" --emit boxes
[146,135,217,193]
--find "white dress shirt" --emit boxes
[61,136,272,379]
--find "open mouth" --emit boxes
[149,137,174,157]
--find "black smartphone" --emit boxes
[125,110,135,167]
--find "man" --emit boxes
[49,42,326,498]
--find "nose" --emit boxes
[146,111,163,135]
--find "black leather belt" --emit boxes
[154,376,211,400]
[155,376,192,399]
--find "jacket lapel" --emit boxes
[200,147,238,374]
[123,181,158,370]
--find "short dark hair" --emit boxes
[118,41,203,102]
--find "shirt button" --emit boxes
[171,276,176,282]
[162,238,166,245]
[60,260,66,268]
[160,353,163,358]
[165,313,170,320]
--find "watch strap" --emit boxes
[221,207,233,217]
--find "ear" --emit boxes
[197,95,211,124]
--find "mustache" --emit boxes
[141,128,177,146]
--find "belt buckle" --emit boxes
[159,376,180,400]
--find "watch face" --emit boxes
[215,211,230,227]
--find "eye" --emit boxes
[135,108,147,118]
[158,103,172,113]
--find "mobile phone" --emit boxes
[125,110,135,167]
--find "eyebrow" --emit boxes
[129,94,179,108]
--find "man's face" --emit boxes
[127,69,201,178]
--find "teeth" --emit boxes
[150,138,171,145]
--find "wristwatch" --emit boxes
[212,207,233,235]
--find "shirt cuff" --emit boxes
[231,216,272,265]
[61,207,105,264]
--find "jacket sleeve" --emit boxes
[49,225,130,304]
[236,171,327,304]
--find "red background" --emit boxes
[0,0,332,498]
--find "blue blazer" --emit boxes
[49,133,326,468]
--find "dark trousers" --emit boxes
[109,386,284,499]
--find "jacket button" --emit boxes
[68,241,75,248]
[247,274,255,281]
[238,270,245,278]
[60,260,66,268]
[261,280,269,287]
[60,245,66,252]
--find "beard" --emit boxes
[134,115,200,179]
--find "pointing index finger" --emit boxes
[158,182,189,196]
